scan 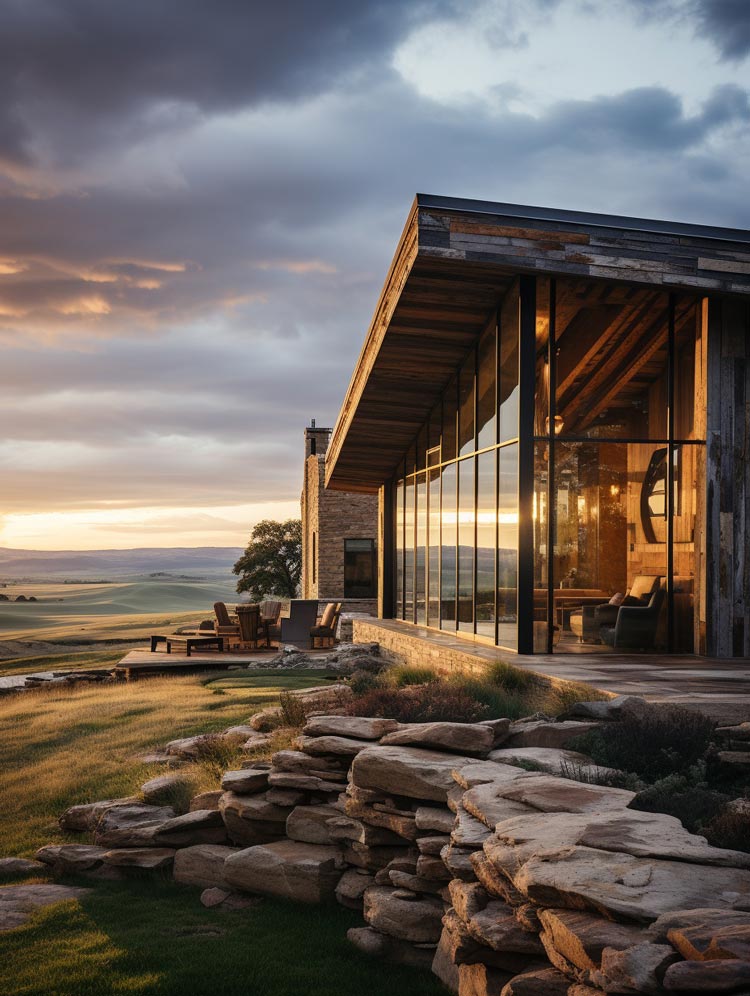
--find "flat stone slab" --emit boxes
[286,805,340,844]
[59,796,140,831]
[303,716,400,740]
[140,774,192,805]
[506,719,600,749]
[153,809,227,847]
[380,721,496,756]
[223,840,343,903]
[0,858,46,876]
[538,908,645,973]
[363,885,445,943]
[487,810,750,875]
[489,746,597,775]
[220,769,269,794]
[219,791,292,845]
[35,844,110,873]
[173,844,239,889]
[513,845,750,922]
[294,735,371,757]
[102,848,175,870]
[351,745,475,802]
[0,883,90,931]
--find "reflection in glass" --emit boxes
[440,462,457,627]
[395,479,404,619]
[415,474,426,624]
[442,377,457,463]
[498,444,518,650]
[477,320,497,450]
[476,450,496,639]
[457,457,475,632]
[404,478,414,623]
[428,467,441,626]
[459,352,476,457]
[500,282,520,441]
[533,443,549,652]
[673,444,702,652]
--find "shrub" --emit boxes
[703,806,750,853]
[629,771,730,833]
[278,691,307,728]
[574,703,715,782]
[447,675,532,720]
[484,660,537,694]
[191,735,244,782]
[384,664,441,688]
[346,681,490,724]
[557,759,644,791]
[349,669,385,696]
[543,681,610,716]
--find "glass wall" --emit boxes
[393,292,520,650]
[392,275,704,655]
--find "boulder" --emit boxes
[190,790,223,812]
[101,848,175,870]
[223,840,343,903]
[591,942,678,994]
[0,883,90,932]
[462,784,536,830]
[347,925,435,969]
[294,735,371,758]
[648,908,750,944]
[58,796,140,831]
[140,774,193,807]
[662,958,750,992]
[363,885,445,943]
[165,734,221,759]
[458,963,514,996]
[153,809,227,847]
[0,857,46,876]
[35,844,109,874]
[335,868,374,908]
[303,716,400,739]
[250,708,283,731]
[351,745,474,802]
[221,768,269,794]
[499,967,570,996]
[380,722,496,757]
[537,908,645,973]
[173,844,238,889]
[505,720,600,749]
[514,846,750,922]
[219,792,291,845]
[286,804,340,844]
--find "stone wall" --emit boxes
[352,617,504,677]
[301,426,378,603]
[46,694,750,996]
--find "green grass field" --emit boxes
[0,670,443,996]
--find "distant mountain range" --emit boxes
[0,546,244,579]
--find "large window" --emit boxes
[344,539,377,599]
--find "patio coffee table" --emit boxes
[150,634,224,656]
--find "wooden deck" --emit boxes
[114,647,331,680]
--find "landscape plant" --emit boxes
[232,518,302,600]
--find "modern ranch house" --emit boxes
[326,195,750,659]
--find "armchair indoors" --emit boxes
[569,575,661,644]
[601,587,666,650]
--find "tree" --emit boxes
[232,518,302,599]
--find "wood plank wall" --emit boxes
[706,296,750,657]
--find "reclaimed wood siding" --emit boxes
[706,297,750,656]
[419,209,750,297]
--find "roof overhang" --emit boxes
[326,193,750,493]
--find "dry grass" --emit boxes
[0,672,320,856]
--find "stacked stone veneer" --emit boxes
[43,693,750,996]
[300,425,378,603]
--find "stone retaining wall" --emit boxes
[43,693,750,996]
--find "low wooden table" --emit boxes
[150,634,224,656]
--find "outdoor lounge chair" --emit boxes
[310,601,342,649]
[268,599,319,648]
[213,601,240,650]
[236,603,261,649]
[259,599,282,647]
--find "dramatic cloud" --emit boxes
[0,0,748,548]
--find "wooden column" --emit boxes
[705,296,750,657]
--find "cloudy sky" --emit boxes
[1,0,748,549]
